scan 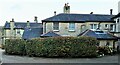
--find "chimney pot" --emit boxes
[90,12,93,14]
[27,21,30,28]
[27,21,29,22]
[11,18,14,22]
[54,11,56,15]
[64,3,70,13]
[34,16,38,23]
[110,9,113,15]
[65,3,67,6]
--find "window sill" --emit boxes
[53,30,59,32]
[68,30,75,32]
[90,29,96,31]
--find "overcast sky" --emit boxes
[0,0,120,26]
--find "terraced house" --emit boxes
[2,3,119,49]
[0,26,3,45]
[111,1,120,50]
[3,17,43,43]
[42,4,119,48]
[42,4,116,37]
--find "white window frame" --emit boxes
[110,24,115,31]
[105,24,109,28]
[53,22,59,31]
[90,24,98,30]
[81,25,86,32]
[69,22,75,31]
[106,41,110,46]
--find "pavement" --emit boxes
[0,49,119,63]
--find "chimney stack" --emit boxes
[34,16,38,23]
[110,9,113,15]
[27,21,30,28]
[63,3,70,13]
[10,18,15,38]
[10,18,14,22]
[54,11,56,16]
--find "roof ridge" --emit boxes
[81,29,90,36]
[60,13,115,16]
[107,32,118,38]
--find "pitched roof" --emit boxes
[112,13,120,19]
[22,28,43,40]
[4,22,42,29]
[78,30,118,40]
[42,13,115,22]
[40,31,61,37]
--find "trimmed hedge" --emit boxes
[5,39,26,55]
[97,46,114,55]
[5,36,99,58]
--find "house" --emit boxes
[78,29,118,48]
[111,13,120,37]
[42,4,116,37]
[3,16,43,43]
[111,1,120,50]
[0,26,3,45]
[110,1,120,37]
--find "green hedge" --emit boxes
[5,36,99,58]
[5,39,26,55]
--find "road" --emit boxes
[0,49,119,63]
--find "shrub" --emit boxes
[97,46,113,55]
[5,36,99,58]
[5,39,26,55]
[1,43,5,49]
[27,36,98,57]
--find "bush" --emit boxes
[97,46,113,55]
[5,36,99,58]
[5,39,26,55]
[27,36,98,58]
[1,43,5,49]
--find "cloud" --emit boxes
[0,0,120,26]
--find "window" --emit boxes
[90,24,94,29]
[90,24,98,30]
[69,22,75,31]
[117,19,119,23]
[106,42,110,46]
[81,25,86,32]
[110,24,113,30]
[94,24,97,29]
[53,22,59,31]
[96,42,100,46]
[17,29,21,35]
[105,24,108,28]
[95,31,105,34]
[110,24,115,31]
